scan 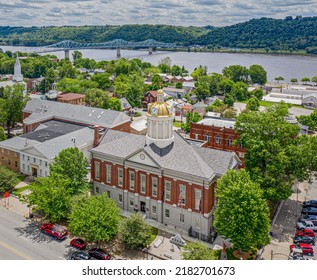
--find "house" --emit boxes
[190,117,246,164]
[143,91,158,108]
[90,90,239,242]
[57,93,85,105]
[26,77,45,91]
[119,98,132,111]
[182,82,195,93]
[22,99,131,134]
[302,93,317,108]
[162,87,186,99]
[0,120,95,177]
[191,102,208,117]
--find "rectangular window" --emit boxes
[40,160,42,165]
[195,189,202,211]
[7,150,10,155]
[180,213,184,223]
[119,194,123,203]
[15,161,18,167]
[164,181,171,201]
[140,174,146,194]
[204,134,210,142]
[27,156,30,161]
[95,186,99,194]
[129,198,134,207]
[106,190,111,198]
[106,165,111,184]
[152,177,158,197]
[226,138,233,146]
[195,219,200,228]
[179,184,186,206]
[95,161,100,180]
[40,169,42,176]
[45,161,47,167]
[27,166,30,172]
[33,157,36,163]
[1,148,3,153]
[152,206,157,214]
[118,168,123,187]
[22,154,25,160]
[22,164,25,170]
[165,209,170,218]
[195,133,198,140]
[129,171,135,190]
[1,157,4,163]
[215,135,221,144]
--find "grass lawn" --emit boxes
[17,174,27,182]
[173,121,182,128]
[149,227,158,244]
[12,185,34,196]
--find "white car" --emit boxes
[297,220,317,231]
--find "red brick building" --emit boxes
[190,118,246,164]
[57,93,85,105]
[142,91,158,108]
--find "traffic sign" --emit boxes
[3,192,9,198]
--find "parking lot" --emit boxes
[262,180,317,260]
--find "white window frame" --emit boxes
[152,177,158,197]
[204,134,210,142]
[165,209,170,219]
[118,168,123,187]
[179,184,186,206]
[152,206,157,214]
[129,171,135,190]
[140,174,146,194]
[164,181,171,201]
[180,213,184,223]
[195,189,202,211]
[216,135,221,144]
[119,194,123,203]
[129,198,134,207]
[95,161,100,180]
[106,164,111,184]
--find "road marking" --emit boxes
[0,240,33,260]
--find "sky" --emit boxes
[0,0,316,27]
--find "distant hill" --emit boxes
[1,17,317,53]
[199,16,317,53]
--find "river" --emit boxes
[1,45,317,82]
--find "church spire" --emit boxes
[13,52,23,82]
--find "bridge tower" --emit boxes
[148,47,153,55]
[64,49,70,60]
[116,47,121,58]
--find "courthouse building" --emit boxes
[91,90,239,241]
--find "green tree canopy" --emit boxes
[296,109,317,130]
[214,169,271,252]
[68,193,120,243]
[235,102,304,201]
[181,242,216,260]
[84,88,111,108]
[0,165,19,193]
[119,213,152,249]
[246,96,260,111]
[230,82,249,101]
[49,147,89,195]
[249,64,267,85]
[222,65,249,83]
[0,127,6,141]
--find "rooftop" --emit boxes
[57,93,85,101]
[197,117,236,129]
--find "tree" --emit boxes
[222,65,249,83]
[68,193,120,243]
[91,73,112,90]
[107,97,122,111]
[181,112,202,133]
[311,76,317,83]
[119,213,152,249]
[84,88,110,108]
[296,109,317,130]
[39,68,57,93]
[224,92,235,106]
[274,76,284,83]
[58,60,76,79]
[235,103,303,201]
[209,73,224,95]
[301,77,310,82]
[0,127,6,141]
[0,165,19,193]
[246,96,260,111]
[252,88,264,100]
[223,107,237,119]
[49,147,89,195]
[0,84,29,138]
[230,82,249,101]
[175,81,182,89]
[290,78,298,83]
[28,177,72,222]
[214,169,270,252]
[72,51,82,62]
[219,79,234,95]
[181,242,216,260]
[249,64,267,85]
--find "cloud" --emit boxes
[0,0,316,27]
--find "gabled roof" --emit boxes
[23,99,130,128]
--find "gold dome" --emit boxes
[147,90,173,117]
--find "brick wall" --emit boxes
[91,158,217,215]
[0,148,20,173]
[111,121,131,133]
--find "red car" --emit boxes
[290,243,314,256]
[70,238,86,250]
[296,228,315,238]
[88,248,111,260]
[41,224,67,240]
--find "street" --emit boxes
[0,207,72,260]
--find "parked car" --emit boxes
[297,220,317,231]
[303,200,317,208]
[70,251,92,260]
[298,214,317,222]
[41,224,67,240]
[70,238,86,250]
[296,228,315,238]
[293,235,315,245]
[288,248,309,260]
[302,207,317,215]
[290,243,314,256]
[88,248,111,260]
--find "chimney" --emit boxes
[94,125,100,147]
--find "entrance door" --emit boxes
[31,167,38,177]
[140,201,146,213]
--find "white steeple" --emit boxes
[146,90,174,149]
[13,53,23,82]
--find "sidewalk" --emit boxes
[261,181,309,260]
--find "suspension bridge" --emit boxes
[27,39,178,59]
